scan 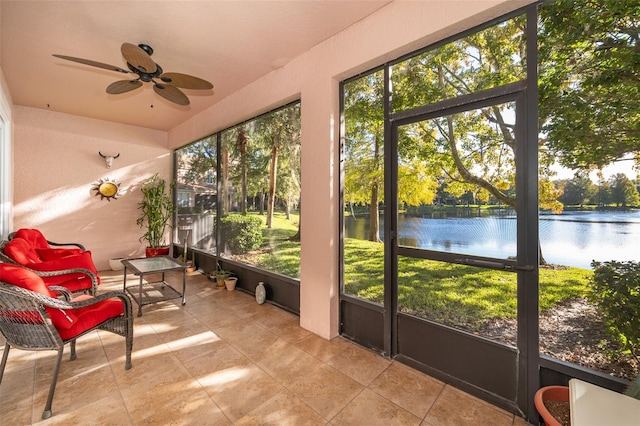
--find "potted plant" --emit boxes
[210,263,233,287]
[224,276,238,291]
[136,173,176,257]
[214,270,232,287]
[534,385,570,426]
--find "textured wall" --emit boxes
[12,106,169,270]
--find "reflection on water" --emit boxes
[344,210,640,269]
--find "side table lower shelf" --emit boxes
[124,281,184,317]
[121,256,187,316]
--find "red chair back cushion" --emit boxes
[4,240,99,286]
[0,263,53,296]
[14,228,50,249]
[3,238,41,264]
[29,250,98,274]
[0,263,78,329]
[36,247,84,260]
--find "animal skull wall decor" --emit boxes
[99,151,120,168]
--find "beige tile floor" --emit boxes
[0,269,533,425]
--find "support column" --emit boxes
[299,77,340,340]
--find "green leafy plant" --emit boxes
[136,174,176,248]
[219,214,263,253]
[589,260,640,362]
[211,262,233,286]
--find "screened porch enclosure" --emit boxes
[340,1,637,422]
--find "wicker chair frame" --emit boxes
[0,283,133,419]
[0,240,99,296]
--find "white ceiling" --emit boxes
[1,0,392,131]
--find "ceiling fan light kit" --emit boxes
[53,43,213,106]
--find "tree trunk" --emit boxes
[285,197,291,220]
[290,201,301,242]
[221,147,229,215]
[368,183,381,242]
[368,130,382,243]
[267,145,279,228]
[259,192,265,215]
[237,129,248,215]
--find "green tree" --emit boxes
[558,173,597,206]
[391,17,526,212]
[609,172,640,207]
[593,178,612,207]
[344,71,385,242]
[539,0,640,170]
[254,104,301,228]
[237,128,249,214]
[177,135,217,191]
[345,15,558,258]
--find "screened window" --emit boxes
[175,135,218,252]
[390,15,526,113]
[218,102,301,278]
[175,102,301,279]
[537,0,640,381]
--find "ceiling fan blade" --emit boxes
[52,54,130,74]
[153,83,190,105]
[106,79,143,94]
[121,43,157,74]
[159,72,213,90]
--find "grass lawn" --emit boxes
[233,211,301,278]
[234,212,592,330]
[343,237,592,327]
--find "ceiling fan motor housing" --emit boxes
[138,44,154,56]
[127,62,163,82]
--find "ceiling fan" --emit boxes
[53,43,213,106]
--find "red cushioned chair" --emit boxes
[0,263,133,419]
[0,238,99,295]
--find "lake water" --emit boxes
[344,210,640,269]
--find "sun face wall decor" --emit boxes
[92,178,121,201]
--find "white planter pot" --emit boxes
[109,257,125,271]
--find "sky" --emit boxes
[550,155,638,182]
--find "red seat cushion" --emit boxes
[57,296,124,341]
[0,309,44,325]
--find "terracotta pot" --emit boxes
[145,246,170,257]
[534,385,570,426]
[225,277,237,291]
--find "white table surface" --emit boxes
[569,378,640,426]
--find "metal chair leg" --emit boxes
[70,340,77,361]
[42,348,64,420]
[0,342,10,386]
